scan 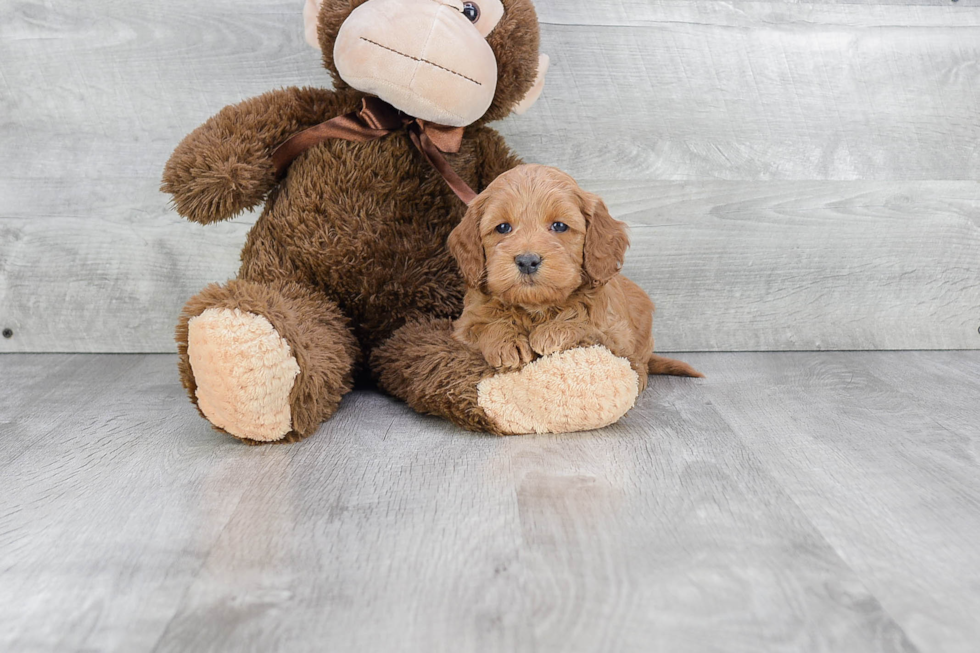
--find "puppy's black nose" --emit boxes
[515,253,543,275]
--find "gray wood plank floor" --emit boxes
[1,352,978,653]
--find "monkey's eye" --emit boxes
[495,223,512,234]
[461,1,480,22]
[550,222,569,233]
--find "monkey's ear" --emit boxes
[579,188,629,286]
[513,54,550,115]
[449,194,490,288]
[304,0,323,49]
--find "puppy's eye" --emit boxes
[462,2,480,22]
[550,222,569,233]
[494,223,512,234]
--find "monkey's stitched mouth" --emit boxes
[359,37,483,86]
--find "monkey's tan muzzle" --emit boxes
[333,0,498,127]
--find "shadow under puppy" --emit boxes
[449,165,702,392]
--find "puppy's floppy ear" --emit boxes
[579,189,629,286]
[449,194,490,288]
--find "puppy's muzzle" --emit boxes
[515,253,543,276]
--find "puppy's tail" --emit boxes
[648,354,704,379]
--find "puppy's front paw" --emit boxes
[529,329,567,357]
[530,327,593,358]
[482,337,536,372]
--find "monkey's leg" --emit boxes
[372,318,640,435]
[176,279,359,444]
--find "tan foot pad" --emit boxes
[477,346,640,435]
[187,308,300,442]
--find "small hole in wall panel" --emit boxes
[2,329,13,339]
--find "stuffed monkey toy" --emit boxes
[162,0,643,443]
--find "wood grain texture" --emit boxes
[608,180,980,351]
[684,350,980,653]
[1,0,979,352]
[12,352,980,651]
[3,180,975,352]
[506,391,918,653]
[0,355,265,651]
[524,2,980,181]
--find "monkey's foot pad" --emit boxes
[478,346,640,435]
[187,308,300,442]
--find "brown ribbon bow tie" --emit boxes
[272,96,477,205]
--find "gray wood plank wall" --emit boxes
[1,0,978,353]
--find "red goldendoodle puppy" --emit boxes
[449,164,702,390]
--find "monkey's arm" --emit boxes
[162,86,360,224]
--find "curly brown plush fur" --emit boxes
[176,279,360,445]
[163,0,539,442]
[163,87,360,225]
[371,317,500,433]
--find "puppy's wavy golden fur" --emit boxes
[449,165,702,390]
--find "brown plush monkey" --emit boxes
[163,0,642,443]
